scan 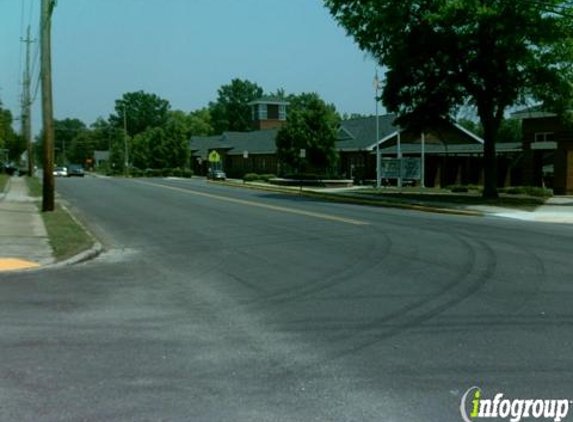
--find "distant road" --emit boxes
[1,176,572,422]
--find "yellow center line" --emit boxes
[133,180,369,226]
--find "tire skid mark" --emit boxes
[244,224,393,308]
[321,233,497,362]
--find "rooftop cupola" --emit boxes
[247,96,289,131]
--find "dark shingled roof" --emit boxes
[189,135,229,159]
[189,129,279,157]
[336,115,400,151]
[222,129,279,155]
[190,114,487,157]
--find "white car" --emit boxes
[53,167,68,177]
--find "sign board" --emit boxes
[380,157,421,180]
[299,149,306,158]
[243,150,249,159]
[401,157,421,180]
[380,159,401,179]
[208,150,221,163]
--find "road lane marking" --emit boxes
[133,180,369,226]
[0,258,40,272]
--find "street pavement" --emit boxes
[1,176,573,421]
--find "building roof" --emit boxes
[511,105,558,120]
[189,129,279,157]
[247,95,290,106]
[222,129,279,155]
[336,115,400,151]
[336,114,484,151]
[189,135,227,159]
[189,115,488,158]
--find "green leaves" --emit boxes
[276,93,339,174]
[209,79,263,134]
[325,0,573,196]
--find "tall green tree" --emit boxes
[129,119,189,170]
[276,93,339,174]
[54,118,86,165]
[209,79,263,133]
[0,103,15,154]
[187,107,214,137]
[109,91,171,137]
[325,0,573,197]
[167,108,214,139]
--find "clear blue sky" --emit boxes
[1,0,380,133]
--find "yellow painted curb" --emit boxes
[0,258,40,272]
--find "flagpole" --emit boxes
[374,70,381,189]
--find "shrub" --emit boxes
[447,185,469,193]
[160,168,173,177]
[283,173,321,180]
[259,173,277,182]
[182,169,193,178]
[172,168,182,177]
[499,186,552,197]
[145,168,161,178]
[243,173,260,182]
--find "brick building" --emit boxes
[512,107,573,194]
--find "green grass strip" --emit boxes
[41,204,94,261]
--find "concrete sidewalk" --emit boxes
[0,177,54,271]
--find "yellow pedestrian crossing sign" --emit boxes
[208,150,221,163]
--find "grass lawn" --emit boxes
[25,176,94,261]
[41,203,94,261]
[0,174,8,193]
[25,175,42,197]
[354,188,547,209]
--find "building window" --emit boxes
[279,105,286,121]
[258,104,268,120]
[534,132,555,142]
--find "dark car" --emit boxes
[207,169,226,180]
[68,164,85,177]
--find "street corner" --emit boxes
[0,258,41,272]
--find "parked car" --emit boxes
[207,169,226,180]
[68,164,85,177]
[53,167,68,177]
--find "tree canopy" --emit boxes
[109,91,171,138]
[325,0,573,197]
[276,93,339,174]
[209,79,263,133]
[0,100,23,162]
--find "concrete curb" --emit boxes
[212,180,484,217]
[1,201,104,274]
[46,202,104,268]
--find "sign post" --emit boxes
[299,149,306,194]
[208,150,221,176]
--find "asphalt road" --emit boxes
[1,176,573,422]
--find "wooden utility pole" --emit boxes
[41,0,56,212]
[21,25,35,176]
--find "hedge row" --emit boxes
[446,184,552,197]
[243,173,277,182]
